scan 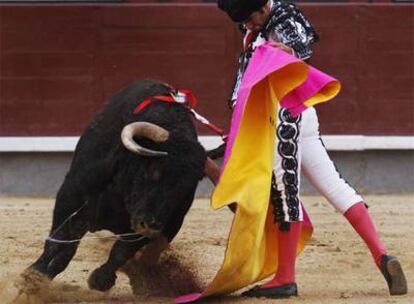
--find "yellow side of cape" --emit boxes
[205,79,281,296]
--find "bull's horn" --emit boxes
[121,122,169,156]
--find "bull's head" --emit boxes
[120,121,170,237]
[120,121,220,239]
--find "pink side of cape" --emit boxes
[174,293,203,304]
[224,44,338,168]
[281,66,337,116]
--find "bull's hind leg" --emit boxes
[88,235,149,291]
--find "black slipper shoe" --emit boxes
[241,283,298,298]
[380,254,407,295]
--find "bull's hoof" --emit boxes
[0,269,49,304]
[87,267,117,292]
[19,268,50,293]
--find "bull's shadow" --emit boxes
[20,79,215,295]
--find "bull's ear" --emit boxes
[207,143,226,160]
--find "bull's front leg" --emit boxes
[25,213,88,289]
[16,206,89,301]
[21,179,90,293]
[88,234,149,291]
[30,216,88,279]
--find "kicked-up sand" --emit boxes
[0,195,413,303]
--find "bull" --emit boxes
[23,79,218,292]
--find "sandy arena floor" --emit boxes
[0,195,413,304]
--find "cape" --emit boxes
[176,43,341,303]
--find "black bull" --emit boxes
[24,79,219,292]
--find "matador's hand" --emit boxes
[268,41,297,57]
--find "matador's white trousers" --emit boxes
[271,107,362,223]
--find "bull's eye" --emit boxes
[148,163,162,181]
[151,169,161,181]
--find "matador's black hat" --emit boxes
[217,0,268,23]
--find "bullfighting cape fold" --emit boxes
[175,44,340,303]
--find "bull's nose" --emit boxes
[131,216,162,238]
[136,221,162,232]
[132,216,159,229]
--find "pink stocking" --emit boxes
[262,221,302,288]
[344,202,387,267]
